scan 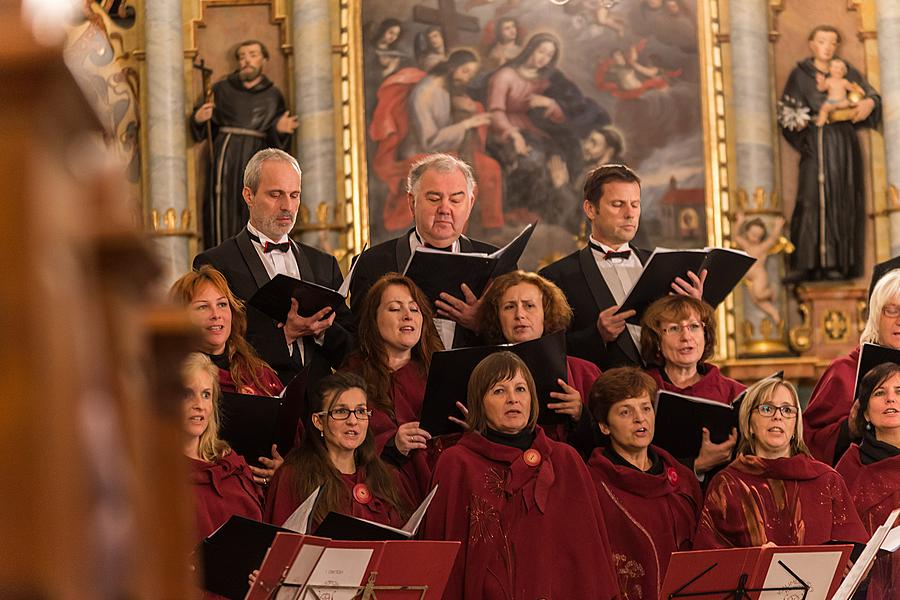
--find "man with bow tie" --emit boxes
[193,148,353,386]
[540,164,705,370]
[349,153,497,350]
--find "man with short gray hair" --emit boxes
[194,147,353,388]
[350,153,498,349]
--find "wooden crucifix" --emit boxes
[412,0,481,47]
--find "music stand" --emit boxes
[661,545,852,600]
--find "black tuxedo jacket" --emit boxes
[539,245,652,370]
[349,230,497,349]
[193,228,354,386]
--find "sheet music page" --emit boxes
[282,486,321,533]
[302,547,374,600]
[337,244,366,297]
[402,485,439,535]
[832,508,900,600]
[759,551,843,600]
[275,543,327,600]
[881,524,900,552]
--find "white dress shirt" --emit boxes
[588,236,643,349]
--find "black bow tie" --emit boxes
[589,240,631,261]
[249,232,290,253]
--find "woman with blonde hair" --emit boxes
[805,268,900,464]
[694,376,867,549]
[182,353,262,541]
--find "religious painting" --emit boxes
[354,0,711,267]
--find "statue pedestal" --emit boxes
[790,283,867,362]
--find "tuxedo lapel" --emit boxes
[236,228,270,289]
[291,241,315,282]
[394,229,414,272]
[578,247,617,312]
[458,235,475,253]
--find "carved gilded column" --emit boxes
[145,0,190,284]
[728,0,789,355]
[292,0,339,252]
[876,0,900,255]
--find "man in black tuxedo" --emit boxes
[540,164,704,369]
[349,153,495,349]
[193,148,353,387]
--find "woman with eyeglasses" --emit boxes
[639,296,744,476]
[422,352,619,600]
[836,362,900,598]
[805,269,900,465]
[694,376,867,549]
[263,371,410,529]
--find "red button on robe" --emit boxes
[188,451,263,541]
[587,446,702,600]
[803,347,859,464]
[422,426,620,599]
[836,444,900,599]
[263,462,406,531]
[694,453,868,549]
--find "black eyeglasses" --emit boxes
[317,407,372,421]
[756,404,798,419]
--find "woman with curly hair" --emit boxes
[478,270,600,445]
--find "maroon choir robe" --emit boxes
[263,461,406,530]
[588,446,702,600]
[836,442,900,599]
[647,364,745,405]
[803,347,860,465]
[694,453,868,549]
[217,365,284,397]
[188,450,263,541]
[422,426,620,599]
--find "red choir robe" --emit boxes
[836,439,900,599]
[422,426,620,599]
[216,365,284,397]
[587,446,702,600]
[694,453,868,549]
[188,450,263,541]
[803,347,860,465]
[647,364,745,405]
[263,461,406,530]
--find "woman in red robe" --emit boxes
[171,266,285,486]
[478,270,601,447]
[264,371,409,529]
[804,269,900,465]
[640,296,743,476]
[340,274,445,498]
[587,367,702,600]
[695,376,868,549]
[423,352,620,599]
[182,353,263,541]
[836,362,900,598]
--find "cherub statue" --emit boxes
[733,213,787,325]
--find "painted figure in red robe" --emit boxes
[478,270,602,445]
[695,376,868,549]
[264,372,410,530]
[341,274,448,498]
[640,295,742,476]
[171,266,285,485]
[836,362,900,599]
[805,269,900,465]
[422,352,620,599]
[587,367,702,600]
[182,353,263,542]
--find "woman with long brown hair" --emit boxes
[264,372,410,529]
[170,265,283,397]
